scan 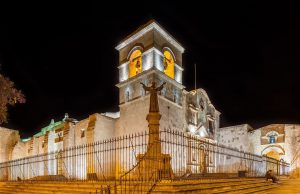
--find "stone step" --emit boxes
[243,180,289,194]
[153,183,269,193]
[151,179,282,193]
[0,187,94,194]
[0,182,118,194]
[158,179,266,187]
[244,185,280,194]
[247,188,279,194]
[0,187,100,193]
[16,191,90,194]
[0,178,286,194]
[3,181,113,186]
[1,187,100,193]
[3,183,107,189]
[167,178,266,183]
[186,173,239,179]
[197,181,269,192]
[117,180,253,194]
[0,187,93,194]
[1,183,114,190]
[212,182,280,194]
[113,180,265,193]
[153,179,267,192]
[0,183,104,194]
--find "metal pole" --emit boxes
[194,63,197,90]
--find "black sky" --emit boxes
[0,2,299,138]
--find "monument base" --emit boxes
[87,173,98,181]
[134,153,174,180]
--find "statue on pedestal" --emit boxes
[134,81,173,180]
[140,81,166,113]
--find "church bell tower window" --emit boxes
[129,50,142,78]
[163,50,175,79]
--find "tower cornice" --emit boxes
[115,20,185,53]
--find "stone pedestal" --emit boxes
[136,153,173,180]
[134,112,174,180]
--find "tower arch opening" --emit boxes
[163,48,175,79]
[129,49,143,78]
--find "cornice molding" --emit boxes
[115,21,185,53]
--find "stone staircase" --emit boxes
[152,177,287,193]
[0,181,115,194]
[117,177,288,193]
[183,173,239,179]
[0,177,288,194]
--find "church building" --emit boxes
[0,20,299,178]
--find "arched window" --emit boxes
[163,50,175,78]
[129,50,142,78]
[126,90,130,102]
[269,135,276,144]
[173,88,177,102]
[266,131,278,144]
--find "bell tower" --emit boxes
[115,20,185,136]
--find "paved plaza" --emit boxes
[264,178,300,194]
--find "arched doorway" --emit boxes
[261,145,285,160]
[262,145,285,175]
[266,150,280,160]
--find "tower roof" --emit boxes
[115,20,184,53]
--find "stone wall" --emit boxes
[116,94,184,137]
[72,119,90,146]
[219,124,253,152]
[248,129,262,155]
[11,141,29,160]
[93,113,116,142]
[30,135,46,155]
[282,125,300,174]
[0,127,20,163]
[219,124,300,166]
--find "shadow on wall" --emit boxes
[3,130,20,162]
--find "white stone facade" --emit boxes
[219,124,300,175]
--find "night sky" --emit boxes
[0,2,299,138]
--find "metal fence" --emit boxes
[0,129,290,191]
